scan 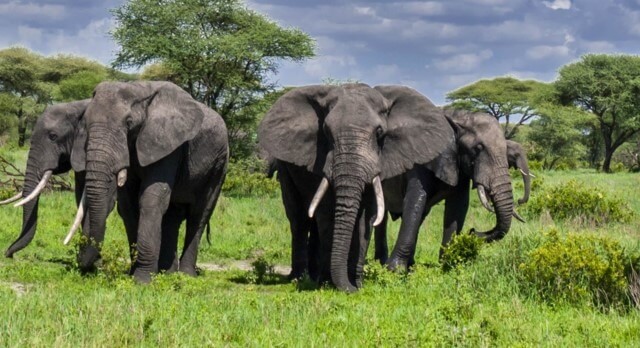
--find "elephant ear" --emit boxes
[258,85,335,175]
[375,86,458,186]
[69,99,91,172]
[136,84,204,167]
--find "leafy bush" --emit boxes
[222,159,279,197]
[519,229,629,308]
[440,233,483,272]
[525,180,632,225]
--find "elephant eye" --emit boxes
[48,133,58,142]
[475,143,484,153]
[376,126,384,140]
[125,116,134,129]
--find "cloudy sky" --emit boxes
[1,0,639,104]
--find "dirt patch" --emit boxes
[199,261,291,275]
[1,281,28,297]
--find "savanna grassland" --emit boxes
[1,147,640,346]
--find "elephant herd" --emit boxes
[0,81,531,292]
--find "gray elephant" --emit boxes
[75,81,228,283]
[382,109,518,271]
[259,84,470,292]
[0,100,110,257]
[506,140,532,205]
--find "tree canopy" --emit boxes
[446,77,552,139]
[555,54,640,172]
[111,0,316,158]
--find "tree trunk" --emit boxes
[17,107,26,147]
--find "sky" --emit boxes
[1,0,639,104]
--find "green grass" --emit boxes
[0,167,640,346]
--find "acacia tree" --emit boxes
[446,77,551,139]
[555,54,640,173]
[111,0,315,157]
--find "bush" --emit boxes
[222,159,279,197]
[525,180,632,226]
[519,229,629,308]
[440,233,483,272]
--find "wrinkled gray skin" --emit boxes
[382,109,515,271]
[3,100,109,257]
[79,81,228,283]
[506,140,532,205]
[259,84,459,292]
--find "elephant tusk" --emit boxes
[64,190,86,245]
[117,169,127,187]
[372,176,385,227]
[0,192,23,205]
[520,168,536,178]
[308,177,329,218]
[14,171,52,207]
[513,209,526,223]
[477,185,495,213]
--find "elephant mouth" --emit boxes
[477,184,525,223]
[307,175,386,227]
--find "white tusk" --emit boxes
[477,185,495,213]
[372,176,385,227]
[0,192,23,205]
[513,209,526,223]
[14,171,52,207]
[519,168,536,178]
[117,169,127,187]
[308,177,329,218]
[64,190,86,245]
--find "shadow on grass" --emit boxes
[228,272,292,286]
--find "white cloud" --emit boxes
[432,49,493,72]
[526,45,570,59]
[579,41,616,53]
[0,1,65,19]
[396,2,445,16]
[354,6,376,17]
[304,55,357,78]
[17,25,42,46]
[543,0,572,10]
[372,64,400,80]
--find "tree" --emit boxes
[527,103,594,169]
[111,0,315,158]
[446,77,552,139]
[0,47,51,146]
[555,54,640,173]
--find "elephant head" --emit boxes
[444,109,515,242]
[3,99,89,258]
[506,140,532,205]
[77,81,204,270]
[258,84,456,292]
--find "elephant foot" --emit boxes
[178,265,198,277]
[334,282,358,293]
[386,256,410,274]
[133,269,152,284]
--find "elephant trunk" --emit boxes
[473,171,513,242]
[5,156,43,257]
[78,131,119,271]
[331,156,368,293]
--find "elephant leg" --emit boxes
[441,180,470,259]
[373,212,388,265]
[278,166,311,280]
[158,204,185,273]
[307,220,320,281]
[387,167,430,273]
[117,179,140,267]
[179,165,226,276]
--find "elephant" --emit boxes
[506,140,533,205]
[383,108,517,272]
[259,84,472,292]
[0,100,108,257]
[74,81,228,283]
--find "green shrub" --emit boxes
[440,233,483,272]
[525,180,632,225]
[519,229,629,308]
[222,160,279,197]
